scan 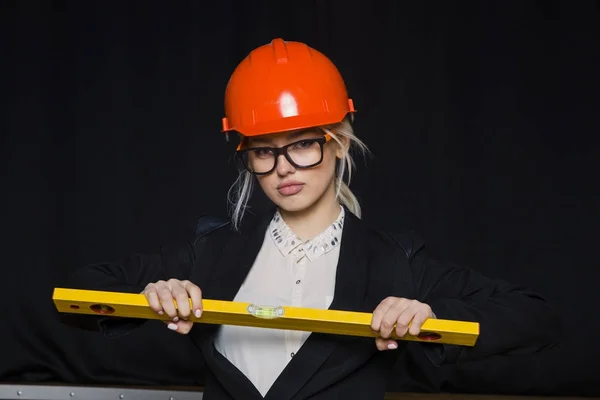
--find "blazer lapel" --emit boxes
[264,210,374,400]
[327,210,373,313]
[200,211,272,302]
[199,340,265,400]
[190,211,273,400]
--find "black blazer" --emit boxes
[64,208,561,399]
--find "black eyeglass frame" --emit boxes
[235,135,331,176]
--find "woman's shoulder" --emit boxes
[193,214,231,243]
[354,214,427,262]
[191,209,269,244]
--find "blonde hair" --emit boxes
[227,117,369,231]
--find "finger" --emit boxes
[395,307,416,337]
[177,320,194,334]
[157,285,178,320]
[183,280,203,318]
[375,337,398,351]
[144,286,164,315]
[147,293,164,315]
[170,281,191,320]
[371,297,396,332]
[165,320,194,335]
[381,302,409,339]
[408,308,432,336]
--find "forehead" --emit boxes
[247,127,323,146]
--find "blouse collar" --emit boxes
[268,206,345,261]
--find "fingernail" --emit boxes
[172,316,179,322]
[387,343,398,350]
[158,311,163,315]
[167,323,178,331]
[195,309,202,318]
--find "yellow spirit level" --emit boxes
[53,288,479,346]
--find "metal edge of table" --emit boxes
[0,384,595,400]
[0,383,202,400]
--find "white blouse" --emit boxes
[214,206,345,396]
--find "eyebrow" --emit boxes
[250,129,320,146]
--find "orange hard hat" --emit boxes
[222,38,356,138]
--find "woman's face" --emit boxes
[244,127,343,214]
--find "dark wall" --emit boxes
[1,0,598,396]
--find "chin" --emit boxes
[271,192,317,213]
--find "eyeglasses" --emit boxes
[236,135,332,175]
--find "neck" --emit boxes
[279,183,341,240]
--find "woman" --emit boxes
[67,38,560,399]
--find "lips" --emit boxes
[277,181,304,196]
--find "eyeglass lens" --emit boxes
[243,138,324,174]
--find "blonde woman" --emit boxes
[68,38,559,400]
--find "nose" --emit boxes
[275,153,296,176]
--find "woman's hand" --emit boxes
[142,279,203,334]
[371,296,435,350]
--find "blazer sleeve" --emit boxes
[59,241,197,338]
[66,242,196,294]
[410,249,562,364]
[59,215,230,337]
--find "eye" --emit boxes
[293,140,316,149]
[252,148,274,158]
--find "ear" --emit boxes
[335,135,350,159]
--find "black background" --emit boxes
[1,0,599,396]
